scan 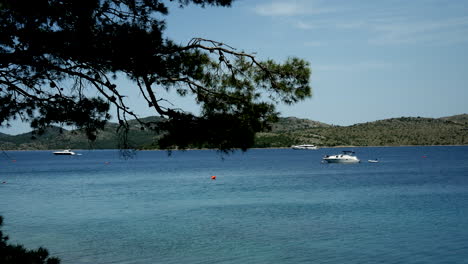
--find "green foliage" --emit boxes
[2,115,466,150]
[0,0,312,152]
[440,114,468,125]
[253,133,296,148]
[0,216,60,264]
[0,122,158,150]
[263,116,468,147]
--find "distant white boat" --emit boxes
[53,149,76,155]
[292,144,318,150]
[323,151,360,163]
[368,159,379,163]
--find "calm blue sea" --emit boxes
[1,146,468,264]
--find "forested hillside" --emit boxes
[254,116,468,147]
[0,117,164,150]
[1,115,467,150]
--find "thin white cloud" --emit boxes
[295,14,468,46]
[254,2,303,16]
[369,17,468,45]
[254,0,334,17]
[295,21,316,30]
[253,1,468,46]
[314,62,394,72]
[303,41,324,47]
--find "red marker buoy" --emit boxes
[211,175,216,180]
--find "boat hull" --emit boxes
[292,145,318,150]
[53,149,76,155]
[323,158,360,163]
[323,151,360,164]
[292,147,317,150]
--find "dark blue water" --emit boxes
[1,147,468,264]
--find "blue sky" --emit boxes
[2,0,468,134]
[165,0,468,126]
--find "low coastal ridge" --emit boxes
[1,114,467,150]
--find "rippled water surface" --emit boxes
[1,146,468,263]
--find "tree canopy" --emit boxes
[0,0,311,151]
[0,216,60,264]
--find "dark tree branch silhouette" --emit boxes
[0,0,312,151]
[0,216,60,264]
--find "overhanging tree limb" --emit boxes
[0,0,312,151]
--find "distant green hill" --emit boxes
[439,114,468,125]
[254,115,468,148]
[270,117,330,132]
[1,114,467,150]
[0,123,159,150]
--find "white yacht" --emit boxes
[53,149,76,155]
[292,144,318,150]
[323,151,360,163]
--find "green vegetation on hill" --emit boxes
[0,125,158,150]
[439,114,468,125]
[254,115,468,147]
[1,115,467,150]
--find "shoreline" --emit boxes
[1,144,467,152]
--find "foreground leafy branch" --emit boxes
[0,0,312,151]
[0,216,60,264]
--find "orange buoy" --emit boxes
[211,175,216,180]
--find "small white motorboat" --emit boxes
[53,149,76,155]
[323,151,360,163]
[292,144,318,150]
[368,159,379,163]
